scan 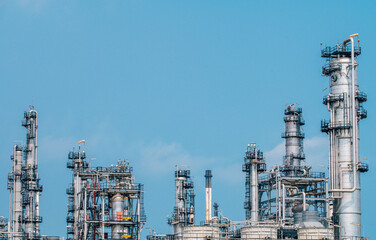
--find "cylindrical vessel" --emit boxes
[111,194,125,239]
[294,212,303,226]
[282,104,305,176]
[174,173,186,237]
[322,40,364,239]
[182,226,220,240]
[298,228,334,240]
[240,226,277,240]
[12,145,23,240]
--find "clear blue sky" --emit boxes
[0,0,375,238]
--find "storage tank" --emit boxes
[182,226,220,240]
[298,228,334,240]
[294,212,303,226]
[240,226,277,239]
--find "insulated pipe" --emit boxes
[205,170,212,223]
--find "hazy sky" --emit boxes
[0,0,375,238]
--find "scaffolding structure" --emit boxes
[66,147,146,240]
[0,217,8,239]
[247,105,330,238]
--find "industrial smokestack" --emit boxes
[205,170,212,223]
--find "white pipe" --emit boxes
[282,184,285,221]
[83,187,87,240]
[102,196,105,239]
[302,191,306,211]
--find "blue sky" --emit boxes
[0,0,375,238]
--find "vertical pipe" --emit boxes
[102,196,105,239]
[278,179,281,222]
[8,189,12,240]
[282,184,286,221]
[137,195,141,240]
[83,187,87,240]
[302,191,306,211]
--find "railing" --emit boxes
[24,216,43,223]
[356,91,367,103]
[66,160,74,168]
[176,170,191,178]
[26,183,43,192]
[68,151,86,160]
[257,163,267,172]
[281,132,304,138]
[357,106,367,119]
[321,45,361,58]
[244,150,264,160]
[323,94,344,105]
[357,162,369,173]
[66,215,74,223]
[66,185,74,195]
[285,107,302,115]
[321,120,351,133]
[322,62,341,75]
[283,115,305,125]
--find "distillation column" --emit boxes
[68,147,86,239]
[175,171,184,237]
[282,104,305,176]
[169,169,194,239]
[321,35,367,239]
[23,108,42,239]
[11,145,23,240]
[243,143,265,222]
[205,170,212,223]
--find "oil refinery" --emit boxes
[0,35,369,239]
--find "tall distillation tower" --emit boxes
[281,104,306,176]
[243,143,266,222]
[168,168,195,239]
[7,107,43,239]
[321,35,368,239]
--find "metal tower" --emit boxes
[168,168,195,239]
[242,143,266,222]
[66,146,146,240]
[7,107,43,240]
[281,104,306,176]
[321,34,368,239]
